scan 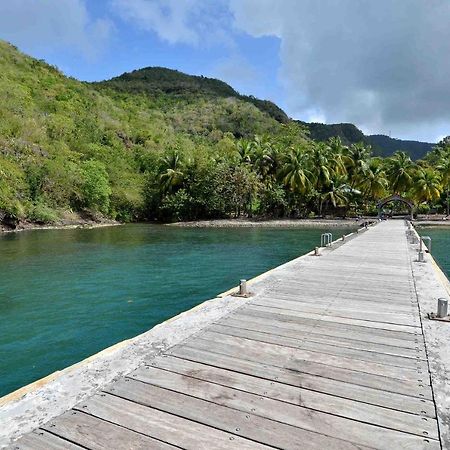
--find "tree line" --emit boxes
[144,126,450,222]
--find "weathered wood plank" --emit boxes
[220,315,427,358]
[239,307,421,341]
[179,338,432,398]
[197,331,429,381]
[137,356,437,433]
[255,292,418,313]
[208,324,428,368]
[104,378,372,450]
[168,345,436,415]
[123,370,438,449]
[247,304,420,333]
[40,410,176,449]
[76,393,272,450]
[251,297,420,325]
[227,312,426,351]
[10,430,84,450]
[269,286,415,304]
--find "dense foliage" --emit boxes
[0,41,448,226]
[96,67,289,124]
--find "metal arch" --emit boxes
[377,194,414,220]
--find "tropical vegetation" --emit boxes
[0,40,448,226]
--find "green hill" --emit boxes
[100,68,435,158]
[297,121,367,147]
[96,67,289,124]
[300,121,434,159]
[366,135,434,159]
[0,41,289,225]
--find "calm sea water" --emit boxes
[418,226,450,278]
[0,224,353,396]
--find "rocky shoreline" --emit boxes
[168,218,368,228]
[0,218,121,235]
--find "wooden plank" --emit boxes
[220,315,427,358]
[76,392,272,450]
[246,304,420,333]
[255,292,418,313]
[40,410,176,450]
[179,338,432,398]
[138,356,437,433]
[228,312,426,351]
[274,276,413,289]
[251,297,420,325]
[168,345,436,415]
[11,430,84,450]
[197,331,429,381]
[125,368,439,449]
[208,324,428,369]
[103,378,372,450]
[276,276,413,291]
[240,307,421,341]
[271,285,415,302]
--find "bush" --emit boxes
[81,160,111,214]
[159,189,195,222]
[28,202,59,223]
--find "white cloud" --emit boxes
[0,0,113,59]
[111,0,232,47]
[229,0,450,141]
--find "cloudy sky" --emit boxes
[0,0,449,142]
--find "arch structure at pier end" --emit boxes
[377,194,414,220]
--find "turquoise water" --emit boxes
[418,226,450,278]
[0,224,353,397]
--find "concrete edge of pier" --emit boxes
[409,224,450,448]
[0,224,369,447]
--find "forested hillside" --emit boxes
[97,67,289,124]
[0,40,449,227]
[367,135,434,159]
[300,121,434,159]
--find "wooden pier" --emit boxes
[2,220,450,449]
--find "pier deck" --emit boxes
[4,220,450,449]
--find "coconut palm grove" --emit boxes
[0,40,449,226]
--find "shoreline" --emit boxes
[168,218,370,228]
[1,217,449,234]
[0,219,122,235]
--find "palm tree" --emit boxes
[437,156,450,215]
[412,168,442,204]
[158,151,184,194]
[343,143,370,190]
[328,137,347,176]
[385,151,415,194]
[319,178,349,215]
[361,158,388,205]
[309,142,332,190]
[252,136,279,179]
[278,147,312,195]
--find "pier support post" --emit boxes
[239,279,248,296]
[437,298,448,318]
[422,236,432,253]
